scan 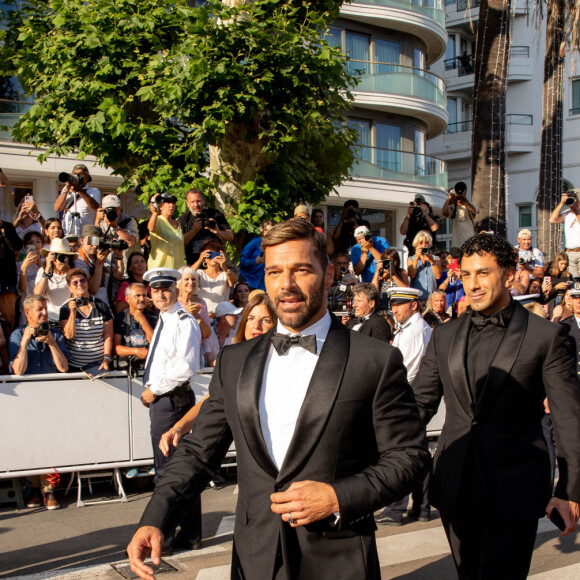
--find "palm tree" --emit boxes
[470,0,512,236]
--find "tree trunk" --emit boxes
[470,0,511,236]
[537,0,565,258]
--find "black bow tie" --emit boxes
[471,311,507,330]
[271,333,317,356]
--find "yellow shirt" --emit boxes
[148,216,185,269]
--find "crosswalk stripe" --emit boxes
[376,526,450,566]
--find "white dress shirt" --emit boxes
[393,312,432,382]
[259,311,332,470]
[144,301,202,395]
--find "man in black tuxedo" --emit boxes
[414,233,580,580]
[346,283,392,343]
[128,219,430,580]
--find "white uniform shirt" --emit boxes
[393,312,432,382]
[562,209,580,249]
[144,301,202,395]
[259,312,332,470]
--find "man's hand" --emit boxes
[96,208,106,223]
[134,347,149,360]
[359,239,372,253]
[546,497,580,536]
[141,387,157,407]
[96,249,110,264]
[36,331,55,346]
[270,480,339,527]
[159,428,182,457]
[127,525,164,580]
[22,326,36,344]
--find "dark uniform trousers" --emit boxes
[150,387,202,543]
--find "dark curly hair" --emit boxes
[459,233,516,270]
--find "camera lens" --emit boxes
[104,207,118,221]
[36,322,50,336]
[55,254,68,263]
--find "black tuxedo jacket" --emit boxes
[140,317,430,579]
[413,302,580,520]
[346,311,392,344]
[559,317,580,374]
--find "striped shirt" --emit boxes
[59,298,112,368]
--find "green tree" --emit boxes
[0,0,357,236]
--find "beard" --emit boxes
[274,279,326,330]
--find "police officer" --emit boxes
[141,267,203,551]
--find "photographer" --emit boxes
[33,238,76,322]
[178,188,233,266]
[400,194,438,255]
[442,182,476,248]
[332,199,370,255]
[239,220,274,291]
[114,283,157,373]
[59,268,113,372]
[351,225,390,283]
[513,228,544,279]
[95,195,139,263]
[77,225,122,304]
[372,249,410,294]
[54,164,101,235]
[346,283,392,344]
[148,192,185,269]
[550,189,580,277]
[10,294,68,376]
[407,231,441,297]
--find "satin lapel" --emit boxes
[276,318,350,484]
[236,330,278,478]
[473,302,528,417]
[448,314,474,418]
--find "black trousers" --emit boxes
[150,389,202,543]
[383,473,430,519]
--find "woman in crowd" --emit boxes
[407,231,441,297]
[551,288,573,322]
[115,252,149,313]
[177,266,212,342]
[423,290,451,328]
[372,248,410,296]
[542,252,572,312]
[311,208,334,255]
[13,197,45,239]
[232,281,250,310]
[33,238,77,322]
[59,268,113,372]
[192,239,237,315]
[147,193,184,269]
[158,293,277,457]
[17,231,45,324]
[43,218,64,248]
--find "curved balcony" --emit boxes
[341,0,447,64]
[351,62,448,138]
[351,146,447,189]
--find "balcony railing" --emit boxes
[444,54,474,76]
[352,0,446,26]
[352,145,447,188]
[444,114,532,134]
[456,0,480,10]
[351,61,446,107]
[511,46,529,58]
[570,107,580,116]
[0,99,33,139]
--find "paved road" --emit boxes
[1,476,579,579]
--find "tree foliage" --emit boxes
[0,0,358,233]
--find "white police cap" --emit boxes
[387,286,423,304]
[143,267,182,288]
[570,281,580,297]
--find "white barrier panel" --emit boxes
[0,370,213,479]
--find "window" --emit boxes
[325,27,342,49]
[346,32,370,75]
[571,78,580,115]
[375,39,400,74]
[376,123,402,172]
[436,218,453,251]
[348,119,371,162]
[518,205,532,228]
[445,34,456,70]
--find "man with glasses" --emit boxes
[54,164,101,235]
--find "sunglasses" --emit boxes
[72,279,87,286]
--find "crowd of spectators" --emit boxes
[4,171,580,512]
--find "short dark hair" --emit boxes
[353,283,380,311]
[200,239,223,253]
[261,219,327,271]
[459,233,516,270]
[66,268,88,286]
[343,199,359,209]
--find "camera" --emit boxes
[117,355,144,376]
[151,193,177,212]
[55,253,69,264]
[379,259,392,275]
[518,255,533,265]
[99,236,129,252]
[75,296,90,307]
[410,203,423,219]
[104,207,118,222]
[58,172,83,187]
[345,208,357,220]
[36,321,50,337]
[364,232,372,243]
[327,282,355,315]
[565,190,578,206]
[202,215,217,229]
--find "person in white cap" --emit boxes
[351,225,390,283]
[514,228,544,279]
[140,267,203,552]
[375,286,432,526]
[213,301,243,351]
[95,194,139,260]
